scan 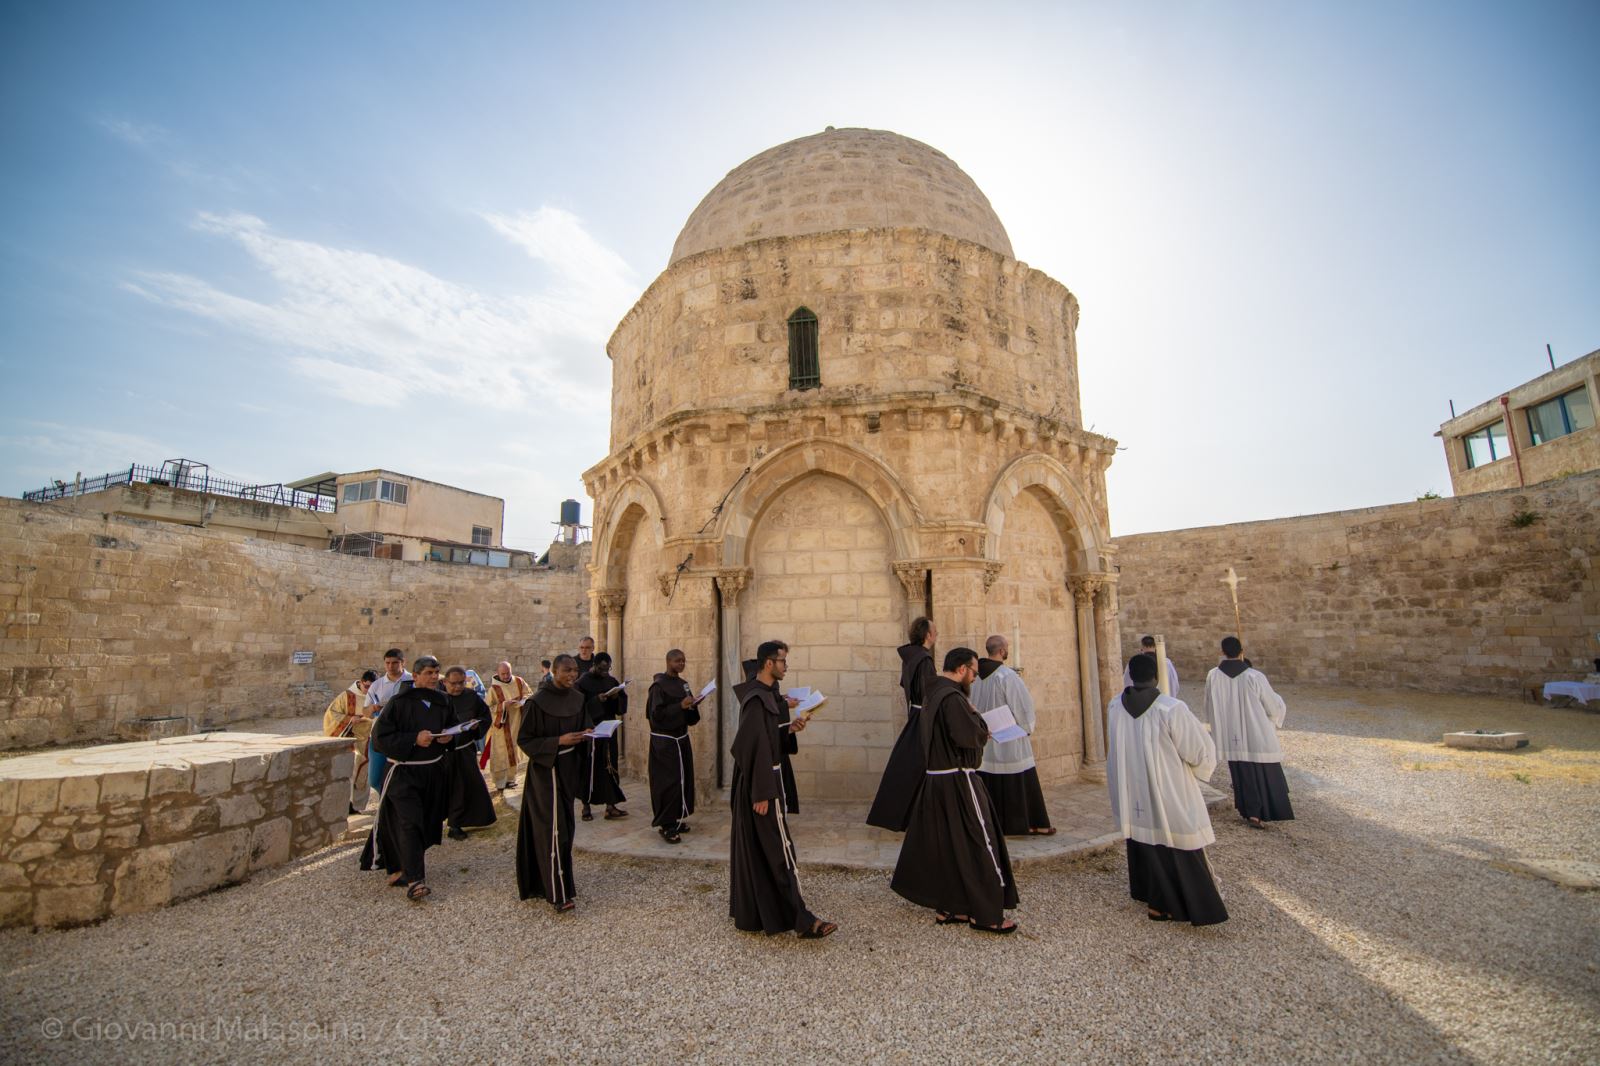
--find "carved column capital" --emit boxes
[980,560,1004,593]
[892,561,927,602]
[1067,574,1104,606]
[597,588,628,616]
[715,567,752,609]
[1093,573,1119,616]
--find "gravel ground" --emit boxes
[2,685,1597,1065]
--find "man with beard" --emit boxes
[576,652,628,821]
[891,647,1019,933]
[484,661,532,794]
[515,655,592,912]
[742,642,805,812]
[360,656,460,902]
[646,649,705,844]
[441,665,496,840]
[867,616,937,831]
[729,640,836,939]
[1108,652,1228,926]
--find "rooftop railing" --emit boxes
[22,462,337,513]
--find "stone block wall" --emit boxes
[0,498,589,750]
[1113,472,1600,696]
[0,733,352,928]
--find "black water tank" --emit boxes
[560,499,581,526]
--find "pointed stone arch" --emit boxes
[980,453,1106,574]
[716,439,924,568]
[592,475,668,588]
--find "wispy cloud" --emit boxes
[98,116,168,148]
[126,209,635,409]
[1,423,179,488]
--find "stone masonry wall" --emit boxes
[0,734,352,928]
[0,498,589,750]
[1113,472,1600,696]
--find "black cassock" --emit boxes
[743,658,800,813]
[444,688,496,832]
[645,672,698,829]
[891,676,1019,927]
[575,670,627,807]
[360,685,458,883]
[515,680,590,906]
[866,643,936,830]
[729,679,818,935]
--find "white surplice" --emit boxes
[1106,692,1217,850]
[971,664,1037,774]
[1202,666,1286,763]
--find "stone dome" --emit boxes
[669,128,1013,265]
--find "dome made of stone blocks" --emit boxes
[669,128,1014,266]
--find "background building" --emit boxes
[1437,348,1598,496]
[288,468,504,561]
[583,128,1121,803]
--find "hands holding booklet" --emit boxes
[979,705,1028,743]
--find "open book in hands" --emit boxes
[980,705,1027,743]
[793,690,826,716]
[587,719,622,739]
[435,719,481,738]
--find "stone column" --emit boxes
[715,567,751,789]
[892,561,927,626]
[598,589,627,677]
[1069,575,1107,782]
[1094,577,1123,722]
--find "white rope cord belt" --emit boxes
[369,753,445,868]
[926,767,1005,885]
[771,764,801,891]
[651,733,691,821]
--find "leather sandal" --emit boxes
[406,882,431,902]
[968,919,1018,934]
[800,919,837,939]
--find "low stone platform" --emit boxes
[1444,730,1530,750]
[500,776,1228,871]
[0,733,353,928]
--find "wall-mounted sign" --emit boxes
[291,651,314,665]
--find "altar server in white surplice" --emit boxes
[1107,653,1228,926]
[971,634,1054,836]
[1203,635,1294,827]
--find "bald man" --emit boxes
[485,661,533,792]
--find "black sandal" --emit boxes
[800,920,837,939]
[968,919,1018,934]
[555,900,575,912]
[581,808,593,821]
[1147,910,1172,922]
[935,912,968,925]
[406,882,431,902]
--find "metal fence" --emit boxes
[22,462,337,513]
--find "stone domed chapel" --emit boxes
[583,128,1121,802]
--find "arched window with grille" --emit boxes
[787,307,820,390]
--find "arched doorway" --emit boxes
[743,473,901,802]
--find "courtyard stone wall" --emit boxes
[0,733,352,928]
[1113,472,1600,696]
[0,498,589,750]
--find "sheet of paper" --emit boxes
[785,687,812,702]
[981,705,1027,743]
[588,718,622,738]
[794,690,826,715]
[695,679,716,702]
[436,719,480,738]
[603,679,630,698]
